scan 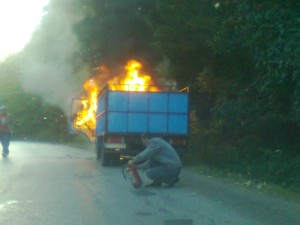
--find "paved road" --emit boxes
[0,141,299,225]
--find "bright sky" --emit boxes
[0,0,49,60]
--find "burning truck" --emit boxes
[70,60,189,166]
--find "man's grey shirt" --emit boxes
[133,137,182,167]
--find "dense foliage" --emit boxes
[0,0,298,189]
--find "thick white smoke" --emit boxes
[19,0,88,114]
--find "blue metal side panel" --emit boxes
[128,92,148,112]
[168,114,188,134]
[107,112,128,132]
[149,93,168,112]
[169,93,188,113]
[97,96,106,115]
[96,90,189,135]
[95,114,106,134]
[108,92,128,111]
[149,114,168,133]
[128,113,148,132]
[95,95,106,135]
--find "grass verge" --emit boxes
[188,164,300,203]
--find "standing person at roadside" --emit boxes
[0,105,12,157]
[128,134,182,187]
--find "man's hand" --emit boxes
[127,160,134,166]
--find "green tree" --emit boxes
[74,0,158,72]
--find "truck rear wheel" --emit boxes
[96,148,101,160]
[95,137,102,160]
[101,149,110,166]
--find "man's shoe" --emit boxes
[166,177,179,188]
[144,181,162,187]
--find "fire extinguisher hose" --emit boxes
[122,164,128,181]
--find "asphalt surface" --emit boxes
[0,141,299,225]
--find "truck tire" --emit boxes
[96,148,101,160]
[96,136,110,166]
[95,137,102,160]
[101,148,110,166]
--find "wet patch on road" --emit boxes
[65,155,95,161]
[158,207,172,215]
[0,200,19,211]
[164,219,194,225]
[131,189,156,196]
[135,211,152,216]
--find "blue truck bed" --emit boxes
[96,89,189,135]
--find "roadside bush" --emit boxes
[187,128,300,191]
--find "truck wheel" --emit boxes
[95,137,102,160]
[96,148,101,160]
[101,149,110,166]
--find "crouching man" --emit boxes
[128,134,182,187]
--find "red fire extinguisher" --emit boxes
[122,163,143,188]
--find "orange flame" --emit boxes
[73,60,159,137]
[73,79,98,135]
[108,60,159,91]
